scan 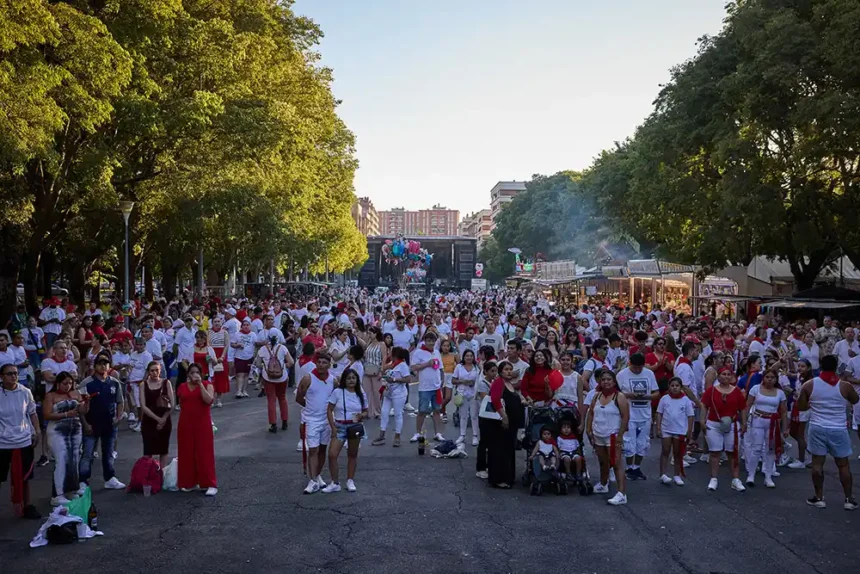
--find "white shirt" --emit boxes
[232,331,257,361]
[749,339,765,356]
[617,367,659,423]
[10,345,28,383]
[301,367,332,424]
[457,339,479,359]
[40,357,77,393]
[39,306,66,335]
[144,338,163,361]
[250,318,264,334]
[657,394,694,436]
[748,385,786,414]
[833,339,860,372]
[674,359,697,396]
[257,344,292,383]
[256,327,285,346]
[452,363,479,397]
[20,327,44,351]
[174,326,196,363]
[391,327,413,350]
[411,346,442,391]
[582,357,612,392]
[0,349,15,370]
[223,317,241,338]
[476,332,504,356]
[128,350,153,382]
[383,362,410,398]
[797,342,820,371]
[328,388,366,422]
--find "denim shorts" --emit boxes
[334,422,365,441]
[807,424,853,459]
[418,390,440,414]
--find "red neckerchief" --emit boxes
[559,432,577,440]
[600,388,616,398]
[420,344,433,352]
[298,355,313,367]
[668,391,685,399]
[753,337,763,344]
[390,359,404,369]
[678,357,693,367]
[819,371,839,386]
[311,368,329,380]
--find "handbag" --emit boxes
[712,388,734,434]
[478,394,503,420]
[343,389,365,439]
[364,363,381,376]
[209,346,224,372]
[155,380,172,410]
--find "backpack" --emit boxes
[127,456,163,495]
[265,345,284,380]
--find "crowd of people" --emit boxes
[1,287,859,518]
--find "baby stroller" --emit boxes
[521,406,564,495]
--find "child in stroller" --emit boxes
[530,425,559,473]
[557,419,584,482]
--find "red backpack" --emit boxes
[127,457,163,494]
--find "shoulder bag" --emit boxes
[343,389,365,439]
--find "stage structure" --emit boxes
[359,235,478,291]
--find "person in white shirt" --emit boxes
[250,308,265,334]
[172,315,197,384]
[748,327,767,357]
[20,317,45,371]
[743,369,787,488]
[40,341,77,394]
[323,367,368,493]
[832,327,859,373]
[222,307,241,370]
[372,347,411,447]
[9,332,30,387]
[410,332,445,442]
[656,378,695,485]
[255,315,285,348]
[451,349,480,446]
[674,341,702,408]
[797,331,820,373]
[457,326,480,360]
[390,316,414,350]
[256,336,294,433]
[127,338,153,431]
[296,351,335,494]
[617,354,660,480]
[503,339,529,388]
[38,300,66,348]
[0,334,16,372]
[476,320,504,357]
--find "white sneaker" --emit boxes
[764,477,776,488]
[455,436,465,445]
[389,408,395,416]
[788,459,807,469]
[476,470,488,479]
[472,437,479,447]
[593,483,609,494]
[296,440,304,452]
[660,474,672,485]
[699,453,710,463]
[112,451,118,460]
[175,405,181,412]
[235,393,243,399]
[51,495,71,506]
[77,483,87,496]
[322,482,341,493]
[771,469,781,477]
[731,478,746,492]
[673,476,685,486]
[346,479,356,492]
[128,413,137,422]
[683,454,697,465]
[408,411,418,418]
[609,468,616,483]
[215,400,223,408]
[410,433,421,443]
[316,475,326,488]
[404,403,416,412]
[121,411,129,420]
[303,480,320,494]
[205,487,218,496]
[433,433,445,442]
[607,492,627,506]
[708,478,718,491]
[682,460,690,468]
[104,477,126,490]
[746,474,755,486]
[777,453,790,467]
[130,423,141,433]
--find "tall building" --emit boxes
[490,181,527,229]
[458,209,493,245]
[351,197,380,236]
[378,205,459,236]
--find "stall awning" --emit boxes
[762,300,860,309]
[692,295,772,303]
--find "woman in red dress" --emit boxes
[176,363,217,496]
[207,317,230,408]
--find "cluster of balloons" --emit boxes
[382,235,433,267]
[404,267,427,283]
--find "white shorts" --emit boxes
[853,403,860,427]
[127,381,141,407]
[443,373,454,389]
[304,419,331,449]
[798,409,810,423]
[706,420,737,452]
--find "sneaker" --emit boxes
[609,468,616,483]
[121,411,129,420]
[128,413,137,422]
[593,483,609,494]
[22,505,41,520]
[51,495,72,506]
[104,477,126,490]
[634,468,647,480]
[699,453,711,463]
[788,459,807,470]
[372,436,386,446]
[476,470,488,479]
[235,393,243,399]
[708,478,718,491]
[844,497,858,511]
[625,468,637,481]
[472,437,479,446]
[683,454,697,465]
[682,460,691,468]
[806,496,826,508]
[660,474,672,485]
[433,433,445,442]
[777,453,791,467]
[130,422,141,433]
[389,408,395,416]
[241,391,250,398]
[205,487,218,496]
[607,492,628,506]
[36,455,49,467]
[296,440,304,452]
[441,415,448,424]
[322,482,341,493]
[180,487,197,493]
[112,451,118,460]
[303,480,319,495]
[316,475,326,488]
[673,476,685,486]
[731,478,746,492]
[268,424,277,433]
[215,400,223,408]
[404,403,416,412]
[77,483,87,496]
[346,479,357,492]
[407,411,418,418]
[281,421,288,431]
[765,477,776,488]
[393,437,401,447]
[410,433,421,443]
[772,469,781,477]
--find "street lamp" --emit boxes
[119,200,135,323]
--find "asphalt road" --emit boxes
[2,386,859,574]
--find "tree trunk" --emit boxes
[162,256,178,301]
[0,250,20,328]
[68,264,86,306]
[40,250,54,299]
[144,262,154,302]
[21,252,40,316]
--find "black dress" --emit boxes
[141,379,173,456]
[487,385,524,487]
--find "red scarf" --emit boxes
[678,357,693,368]
[10,449,33,517]
[311,368,328,381]
[298,355,313,367]
[767,413,784,459]
[668,390,685,399]
[819,371,839,386]
[753,337,763,344]
[420,344,433,353]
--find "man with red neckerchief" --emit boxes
[410,331,445,443]
[295,351,335,495]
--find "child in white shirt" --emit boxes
[530,426,559,472]
[656,377,695,486]
[556,419,583,480]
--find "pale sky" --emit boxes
[292,0,727,215]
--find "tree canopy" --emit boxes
[0,0,366,317]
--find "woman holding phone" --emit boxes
[176,363,217,496]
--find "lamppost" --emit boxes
[119,200,135,324]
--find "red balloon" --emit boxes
[548,369,564,391]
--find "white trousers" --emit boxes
[457,398,479,440]
[745,416,776,478]
[381,393,407,434]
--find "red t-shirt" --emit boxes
[629,345,652,357]
[701,386,746,422]
[520,366,561,403]
[645,351,674,382]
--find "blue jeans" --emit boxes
[79,427,118,483]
